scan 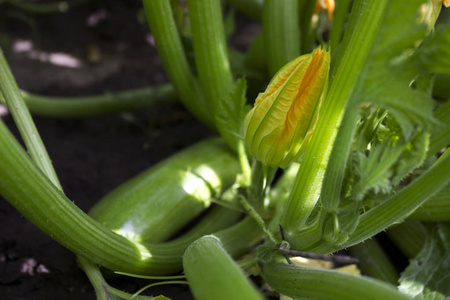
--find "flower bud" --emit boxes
[243,48,330,168]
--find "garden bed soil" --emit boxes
[0,1,260,299]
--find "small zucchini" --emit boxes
[183,235,265,300]
[89,138,240,243]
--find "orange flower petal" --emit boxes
[244,48,330,168]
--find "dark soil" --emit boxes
[0,1,260,299]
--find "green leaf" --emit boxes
[416,23,450,75]
[354,0,436,138]
[399,223,450,299]
[351,140,405,201]
[392,130,429,185]
[256,241,280,264]
[215,77,250,149]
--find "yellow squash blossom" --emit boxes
[243,48,330,168]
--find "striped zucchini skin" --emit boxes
[183,235,265,300]
[89,138,240,243]
[262,261,411,300]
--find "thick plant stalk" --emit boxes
[263,0,301,76]
[188,0,233,118]
[262,261,410,300]
[0,84,177,118]
[183,236,264,300]
[347,238,398,284]
[0,49,61,188]
[142,0,213,128]
[281,0,389,249]
[408,187,450,221]
[77,257,156,300]
[298,0,316,53]
[330,0,364,77]
[329,0,353,51]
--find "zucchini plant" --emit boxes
[1,0,450,299]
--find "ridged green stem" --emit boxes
[329,0,353,51]
[262,261,410,300]
[330,0,364,77]
[408,187,450,221]
[78,257,155,300]
[142,0,213,128]
[347,238,398,284]
[320,101,360,212]
[183,236,264,300]
[263,0,301,76]
[298,0,316,53]
[0,48,61,188]
[225,0,263,21]
[187,0,233,119]
[0,84,177,118]
[281,0,389,249]
[386,221,427,259]
[428,99,450,156]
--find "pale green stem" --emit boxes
[263,0,301,76]
[187,0,234,118]
[281,0,389,249]
[298,0,316,54]
[329,0,353,51]
[320,101,361,211]
[0,84,177,118]
[142,0,213,128]
[408,187,450,221]
[79,257,154,300]
[0,48,61,188]
[330,0,364,77]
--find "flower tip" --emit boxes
[243,47,330,168]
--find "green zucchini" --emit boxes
[262,261,410,300]
[0,119,260,275]
[89,138,240,243]
[183,235,265,300]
